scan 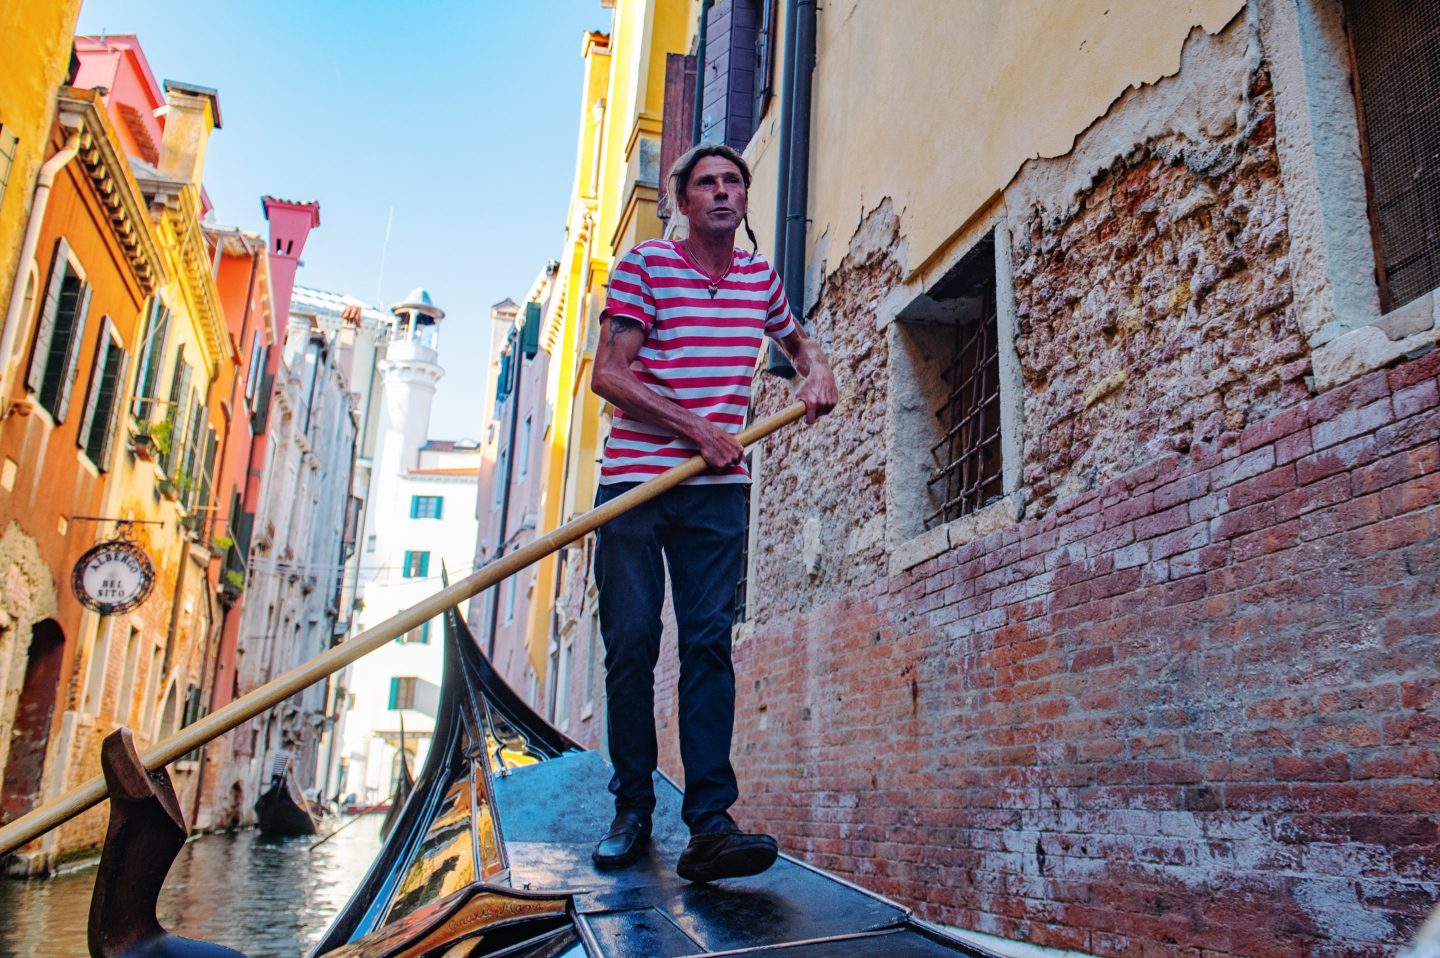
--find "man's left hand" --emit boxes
[796,363,838,424]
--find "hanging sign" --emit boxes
[72,538,156,615]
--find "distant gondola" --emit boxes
[377,752,413,841]
[302,607,1000,958]
[254,767,318,838]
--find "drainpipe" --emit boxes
[691,0,714,147]
[768,0,816,378]
[0,131,81,399]
[485,340,524,661]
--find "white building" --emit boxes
[337,290,482,804]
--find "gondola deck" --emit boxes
[306,607,996,958]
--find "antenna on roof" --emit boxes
[374,205,393,307]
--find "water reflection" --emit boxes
[0,814,384,958]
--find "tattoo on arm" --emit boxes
[605,316,644,348]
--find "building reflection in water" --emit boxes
[0,813,384,958]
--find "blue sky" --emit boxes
[75,1,608,441]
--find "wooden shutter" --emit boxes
[54,283,92,423]
[99,347,130,468]
[659,53,698,222]
[26,239,70,395]
[134,299,170,417]
[77,318,114,457]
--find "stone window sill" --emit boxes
[889,495,1020,575]
[1312,289,1440,391]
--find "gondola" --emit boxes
[254,767,318,838]
[301,606,999,958]
[377,748,413,842]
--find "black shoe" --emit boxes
[676,829,778,883]
[592,810,652,869]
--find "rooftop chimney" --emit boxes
[157,79,221,187]
[261,196,321,339]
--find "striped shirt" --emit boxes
[599,239,797,485]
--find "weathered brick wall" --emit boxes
[635,44,1440,958]
[1012,69,1309,515]
[598,13,1440,954]
[676,351,1436,958]
[746,200,903,622]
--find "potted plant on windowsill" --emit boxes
[221,568,245,601]
[129,423,157,461]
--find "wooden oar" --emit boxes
[0,401,807,857]
[308,801,387,851]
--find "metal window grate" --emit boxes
[926,284,1003,529]
[1345,0,1440,310]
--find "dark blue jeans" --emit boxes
[593,482,746,834]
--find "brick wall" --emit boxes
[651,348,1438,958]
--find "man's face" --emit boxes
[678,156,747,236]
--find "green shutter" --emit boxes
[522,301,541,358]
[434,497,443,520]
[99,346,129,468]
[409,496,419,519]
[53,282,92,423]
[388,677,399,709]
[418,552,430,577]
[77,320,113,456]
[27,239,70,396]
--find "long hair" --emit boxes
[667,142,760,252]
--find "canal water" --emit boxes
[0,814,384,957]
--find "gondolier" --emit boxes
[589,142,838,882]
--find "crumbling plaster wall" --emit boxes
[1006,13,1309,512]
[748,9,1313,615]
[803,0,1245,282]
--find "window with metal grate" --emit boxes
[1344,0,1440,311]
[923,236,1004,530]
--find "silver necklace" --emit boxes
[682,240,730,297]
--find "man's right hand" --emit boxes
[692,420,745,472]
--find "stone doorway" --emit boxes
[0,619,65,825]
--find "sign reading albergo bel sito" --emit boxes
[72,537,156,615]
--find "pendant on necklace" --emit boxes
[708,282,718,298]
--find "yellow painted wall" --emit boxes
[523,0,694,680]
[746,0,1244,280]
[0,1,84,326]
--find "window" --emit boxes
[160,348,191,475]
[410,495,443,519]
[402,551,430,578]
[504,576,516,623]
[494,447,507,506]
[78,318,128,468]
[27,238,91,421]
[366,535,377,554]
[520,415,532,477]
[399,622,430,644]
[132,297,170,418]
[116,627,141,726]
[583,608,600,714]
[244,329,265,410]
[388,675,439,715]
[891,230,1016,545]
[1343,0,1440,310]
[699,0,778,150]
[554,636,572,727]
[141,645,162,735]
[82,616,111,715]
[924,241,1003,528]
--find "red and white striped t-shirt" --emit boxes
[598,239,797,485]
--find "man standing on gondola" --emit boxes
[589,142,837,883]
